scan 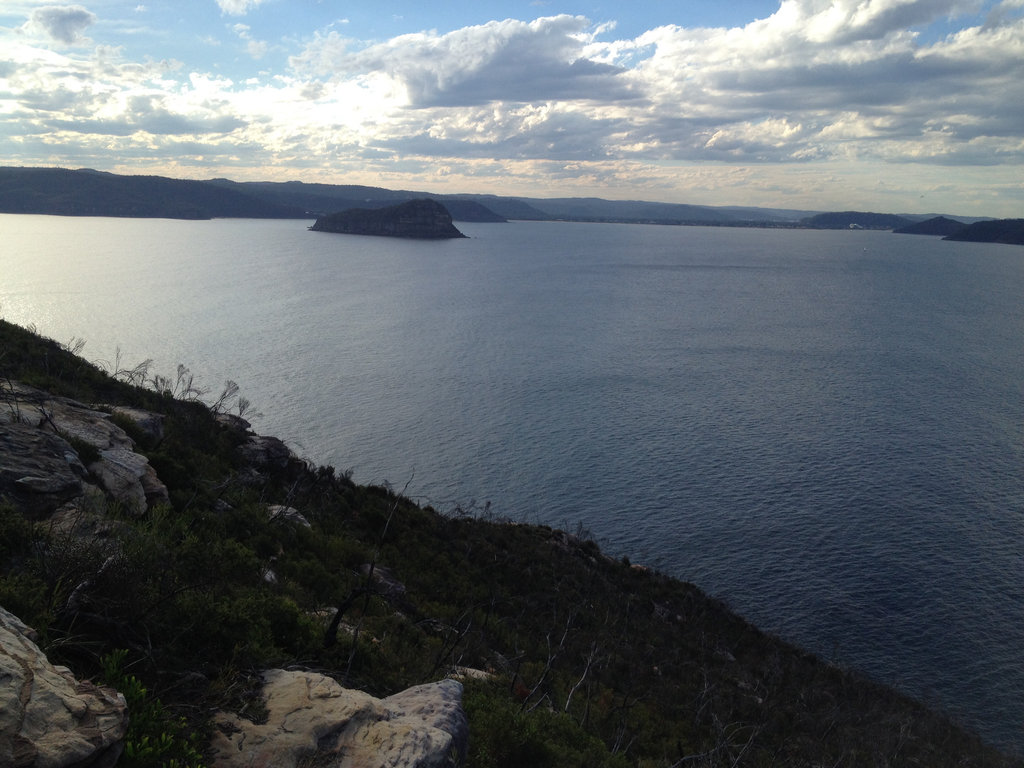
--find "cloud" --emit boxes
[216,0,265,16]
[22,4,97,45]
[291,15,633,107]
[611,0,1024,164]
[2,0,1022,214]
[277,0,1024,175]
[232,22,268,59]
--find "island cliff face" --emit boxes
[310,198,467,239]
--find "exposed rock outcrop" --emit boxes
[310,199,467,239]
[0,420,87,517]
[0,382,168,516]
[0,606,128,768]
[210,670,467,768]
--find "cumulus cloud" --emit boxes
[22,4,97,45]
[2,0,1022,213]
[277,0,1024,174]
[612,0,1024,164]
[291,15,632,107]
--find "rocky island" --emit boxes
[310,198,467,239]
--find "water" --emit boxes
[2,214,1023,751]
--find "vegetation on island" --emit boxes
[892,215,967,237]
[1,317,1020,767]
[310,198,468,239]
[943,218,1024,245]
[798,211,914,230]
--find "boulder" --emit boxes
[89,448,169,513]
[0,605,128,768]
[238,434,306,483]
[108,406,165,443]
[239,434,296,472]
[210,670,467,768]
[0,383,168,515]
[0,422,86,517]
[267,504,311,529]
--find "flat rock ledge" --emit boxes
[0,606,128,768]
[210,670,467,768]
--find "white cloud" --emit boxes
[231,22,268,59]
[215,0,266,16]
[2,0,1022,214]
[22,4,96,45]
[291,15,631,107]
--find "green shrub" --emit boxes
[464,680,629,768]
[101,650,206,768]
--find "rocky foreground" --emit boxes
[1,318,1020,768]
[0,378,467,768]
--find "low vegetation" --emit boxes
[0,317,1019,767]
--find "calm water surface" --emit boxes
[2,214,1023,750]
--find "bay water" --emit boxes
[2,214,1022,750]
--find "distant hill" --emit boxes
[513,196,739,224]
[893,216,967,237]
[943,218,1024,245]
[207,179,507,222]
[801,211,914,230]
[310,198,466,239]
[0,166,1000,230]
[713,205,820,222]
[442,194,549,221]
[0,167,304,219]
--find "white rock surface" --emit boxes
[0,605,128,768]
[210,670,467,768]
[0,382,168,514]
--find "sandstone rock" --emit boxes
[0,605,128,768]
[267,504,311,528]
[210,670,467,768]
[108,406,165,443]
[89,448,169,513]
[240,435,297,473]
[0,422,86,518]
[0,383,168,515]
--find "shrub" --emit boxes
[100,650,207,768]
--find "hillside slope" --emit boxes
[0,318,1019,767]
[944,218,1024,245]
[0,167,304,219]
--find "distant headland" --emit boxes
[942,218,1024,245]
[3,167,1019,245]
[309,198,467,239]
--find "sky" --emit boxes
[1,1,1022,216]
